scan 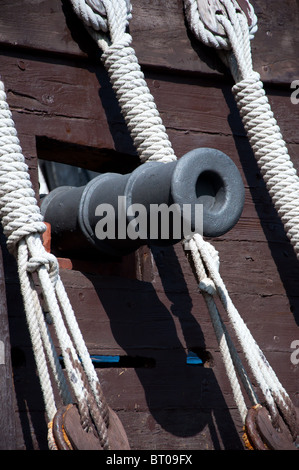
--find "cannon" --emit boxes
[40,148,245,257]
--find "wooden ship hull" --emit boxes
[0,0,298,450]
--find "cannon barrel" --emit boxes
[40,148,245,257]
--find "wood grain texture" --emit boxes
[0,0,298,84]
[0,249,16,449]
[0,0,298,451]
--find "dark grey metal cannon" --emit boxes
[40,148,245,257]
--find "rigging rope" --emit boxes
[184,0,299,259]
[0,82,110,448]
[183,0,299,436]
[69,0,298,442]
[72,0,175,164]
[0,0,296,449]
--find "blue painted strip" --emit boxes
[90,355,120,364]
[186,351,203,365]
[59,354,120,365]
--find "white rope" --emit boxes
[183,0,257,51]
[70,0,176,164]
[0,81,111,449]
[69,0,299,440]
[186,237,259,423]
[67,0,272,432]
[189,234,297,434]
[183,0,298,437]
[185,0,299,259]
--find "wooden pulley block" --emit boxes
[197,0,254,36]
[52,403,130,450]
[245,404,299,451]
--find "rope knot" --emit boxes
[26,247,59,285]
[70,0,132,50]
[183,0,257,51]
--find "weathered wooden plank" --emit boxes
[12,343,296,450]
[6,247,298,451]
[0,52,297,188]
[1,54,297,149]
[0,52,297,251]
[0,0,297,85]
[0,248,17,449]
[54,238,299,311]
[1,59,296,200]
[0,3,297,450]
[94,351,298,411]
[115,407,245,450]
[197,240,299,298]
[97,358,245,416]
[55,257,298,364]
[7,236,298,351]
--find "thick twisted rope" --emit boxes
[233,75,299,253]
[183,0,298,438]
[186,237,259,423]
[0,81,111,449]
[69,0,299,441]
[185,0,299,259]
[67,0,299,439]
[188,235,297,436]
[71,0,176,164]
[183,0,257,51]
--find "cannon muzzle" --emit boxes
[40,148,244,257]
